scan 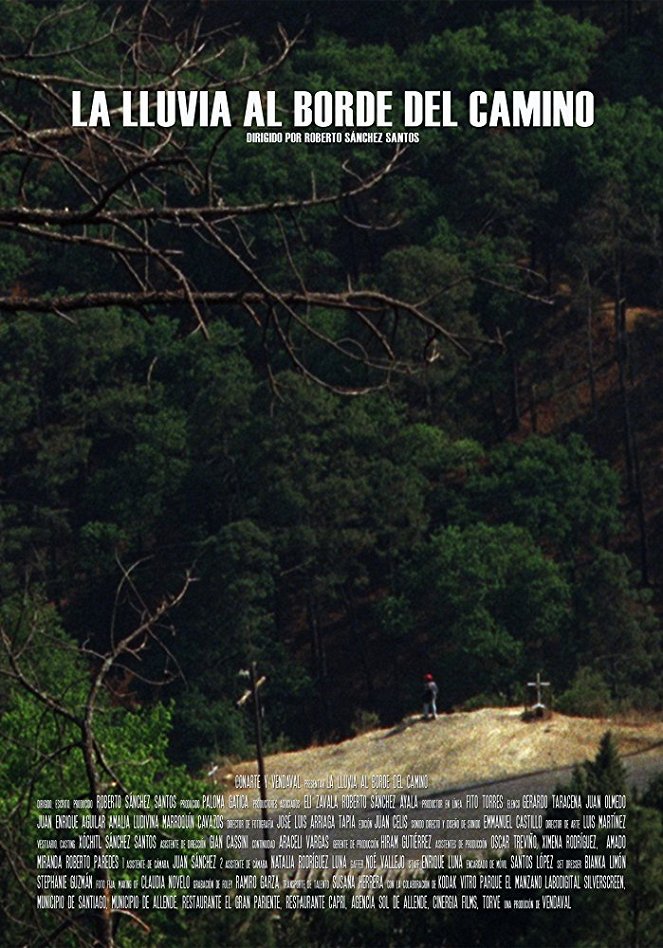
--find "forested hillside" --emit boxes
[1,2,662,945]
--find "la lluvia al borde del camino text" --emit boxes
[71,89,595,132]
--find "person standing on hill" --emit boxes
[422,673,438,720]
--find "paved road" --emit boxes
[419,742,663,822]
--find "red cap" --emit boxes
[424,673,434,681]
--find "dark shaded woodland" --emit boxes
[1,2,662,945]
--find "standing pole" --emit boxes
[250,661,271,871]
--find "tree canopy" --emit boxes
[1,1,662,944]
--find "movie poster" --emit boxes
[1,2,662,946]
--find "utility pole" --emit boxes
[237,664,271,870]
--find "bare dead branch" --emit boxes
[0,0,548,397]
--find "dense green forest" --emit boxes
[1,1,662,944]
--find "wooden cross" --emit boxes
[236,673,267,708]
[527,672,551,709]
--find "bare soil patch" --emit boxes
[220,707,663,810]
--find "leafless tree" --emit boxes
[0,565,193,947]
[0,0,499,396]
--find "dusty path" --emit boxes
[225,707,663,805]
[219,709,662,873]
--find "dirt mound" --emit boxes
[221,708,663,807]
